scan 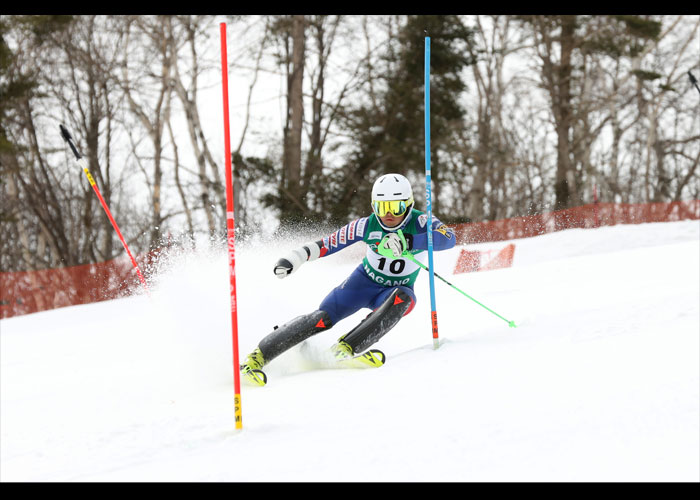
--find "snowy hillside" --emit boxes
[1,220,698,482]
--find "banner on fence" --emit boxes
[453,244,516,274]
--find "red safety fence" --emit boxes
[1,200,698,320]
[1,252,159,320]
[452,200,699,245]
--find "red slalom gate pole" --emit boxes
[59,124,150,296]
[220,22,243,430]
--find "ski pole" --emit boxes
[59,124,150,295]
[397,231,516,328]
[689,71,700,96]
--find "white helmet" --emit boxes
[371,173,415,231]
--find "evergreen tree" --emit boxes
[1,15,72,230]
[0,16,72,155]
[334,15,474,222]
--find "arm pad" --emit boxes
[274,242,322,278]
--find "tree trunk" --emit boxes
[552,15,577,212]
[281,15,306,222]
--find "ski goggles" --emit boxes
[372,198,413,217]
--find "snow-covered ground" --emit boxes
[1,220,698,482]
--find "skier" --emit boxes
[240,173,456,385]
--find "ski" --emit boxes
[240,349,386,387]
[336,349,386,369]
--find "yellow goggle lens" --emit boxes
[373,199,411,217]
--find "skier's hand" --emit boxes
[274,242,321,279]
[378,232,407,259]
[273,255,298,278]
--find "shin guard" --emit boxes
[341,288,411,354]
[258,310,333,363]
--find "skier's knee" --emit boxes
[395,286,416,316]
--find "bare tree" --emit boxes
[1,15,137,271]
[120,15,177,250]
[165,15,226,237]
[634,16,699,202]
[280,15,306,222]
[461,15,525,221]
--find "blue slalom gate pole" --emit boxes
[424,36,440,349]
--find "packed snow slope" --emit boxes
[1,220,698,482]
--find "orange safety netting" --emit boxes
[1,201,697,319]
[1,253,156,320]
[452,200,699,245]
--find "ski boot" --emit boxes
[331,339,354,360]
[331,336,385,368]
[240,347,267,386]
